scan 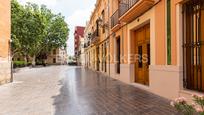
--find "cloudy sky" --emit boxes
[18,0,96,56]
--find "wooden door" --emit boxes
[183,1,204,92]
[201,5,204,91]
[96,46,100,71]
[104,43,107,72]
[135,24,150,85]
[116,37,121,74]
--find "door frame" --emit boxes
[134,24,150,86]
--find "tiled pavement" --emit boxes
[0,66,178,115]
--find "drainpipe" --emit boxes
[9,39,13,83]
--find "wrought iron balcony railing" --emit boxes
[119,0,139,17]
[110,0,140,28]
[111,9,119,28]
[91,30,99,43]
[111,0,160,28]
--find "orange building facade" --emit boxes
[0,0,11,85]
[84,0,110,73]
[84,0,204,100]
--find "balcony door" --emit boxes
[135,24,150,86]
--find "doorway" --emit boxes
[104,43,107,72]
[135,24,150,86]
[96,46,100,71]
[116,37,120,74]
[53,58,56,64]
[183,0,204,92]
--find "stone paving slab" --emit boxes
[0,66,178,115]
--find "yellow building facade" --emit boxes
[84,0,204,100]
[0,0,11,85]
[84,0,110,74]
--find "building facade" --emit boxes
[14,47,68,65]
[0,0,12,85]
[84,0,110,74]
[74,26,85,65]
[84,0,204,100]
[46,48,68,65]
[79,35,86,66]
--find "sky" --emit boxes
[18,0,96,56]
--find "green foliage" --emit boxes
[193,95,204,109]
[36,61,44,65]
[11,0,26,55]
[11,0,69,66]
[171,95,204,115]
[174,103,195,115]
[13,61,27,68]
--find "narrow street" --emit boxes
[0,66,177,115]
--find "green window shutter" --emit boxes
[167,0,171,65]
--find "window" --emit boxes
[138,46,142,68]
[102,10,105,33]
[53,49,56,55]
[96,20,99,36]
[53,58,56,63]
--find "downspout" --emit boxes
[9,39,13,83]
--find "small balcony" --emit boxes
[78,50,81,55]
[84,41,90,48]
[88,41,90,46]
[119,0,155,22]
[91,30,99,44]
[111,9,120,31]
[83,44,87,48]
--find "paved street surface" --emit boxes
[0,66,177,115]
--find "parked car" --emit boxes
[68,61,77,66]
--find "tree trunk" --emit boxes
[32,55,36,67]
[24,56,27,65]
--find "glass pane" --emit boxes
[147,44,150,65]
[138,46,142,68]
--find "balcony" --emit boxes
[111,9,120,31]
[78,50,81,55]
[91,30,99,44]
[88,41,90,46]
[119,0,155,22]
[83,44,87,48]
[84,41,90,48]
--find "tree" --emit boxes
[11,0,69,66]
[25,3,47,65]
[11,0,46,65]
[11,0,26,59]
[39,8,69,59]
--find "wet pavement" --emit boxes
[0,66,177,115]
